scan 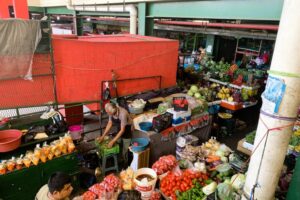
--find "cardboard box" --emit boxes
[167,108,191,126]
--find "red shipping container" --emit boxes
[52,34,179,104]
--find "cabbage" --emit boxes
[194,92,201,99]
[231,173,246,190]
[190,85,199,93]
[187,90,194,96]
[215,150,225,157]
[221,156,228,163]
[217,183,234,200]
[202,181,217,195]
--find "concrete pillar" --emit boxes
[138,2,146,36]
[243,0,300,199]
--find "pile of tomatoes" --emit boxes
[160,170,209,200]
[152,155,177,175]
[84,174,121,200]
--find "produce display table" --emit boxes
[0,153,79,200]
[133,116,212,165]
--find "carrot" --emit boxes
[207,155,220,160]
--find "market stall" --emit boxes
[0,129,78,200]
[76,137,248,200]
[133,113,212,165]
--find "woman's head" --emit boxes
[105,103,117,116]
[48,172,73,200]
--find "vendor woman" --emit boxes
[97,103,133,165]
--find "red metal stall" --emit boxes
[52,34,179,104]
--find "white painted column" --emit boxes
[243,0,300,199]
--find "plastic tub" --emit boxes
[139,122,152,132]
[0,129,22,152]
[128,105,145,114]
[134,168,158,200]
[131,138,149,152]
[68,125,83,140]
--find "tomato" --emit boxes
[180,185,185,192]
[202,174,208,180]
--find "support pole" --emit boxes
[243,0,300,199]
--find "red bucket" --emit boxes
[0,129,22,152]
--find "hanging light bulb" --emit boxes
[57,16,60,20]
[87,17,91,21]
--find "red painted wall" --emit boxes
[0,0,28,19]
[0,54,55,108]
[0,0,11,18]
[13,0,29,19]
[52,35,179,104]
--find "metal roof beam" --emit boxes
[154,24,277,40]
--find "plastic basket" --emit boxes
[95,140,120,157]
[173,97,188,111]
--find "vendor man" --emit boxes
[35,172,73,200]
[97,102,133,165]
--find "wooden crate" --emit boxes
[130,148,150,171]
[237,139,252,156]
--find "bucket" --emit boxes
[134,168,158,200]
[68,125,83,140]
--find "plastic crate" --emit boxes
[173,97,188,111]
[220,100,243,110]
[95,140,120,157]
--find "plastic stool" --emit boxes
[101,153,119,175]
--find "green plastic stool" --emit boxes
[101,153,119,175]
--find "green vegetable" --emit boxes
[231,173,246,190]
[290,135,300,146]
[210,171,218,178]
[177,180,206,200]
[217,183,234,200]
[190,85,199,93]
[187,90,194,97]
[202,181,217,195]
[194,92,201,99]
